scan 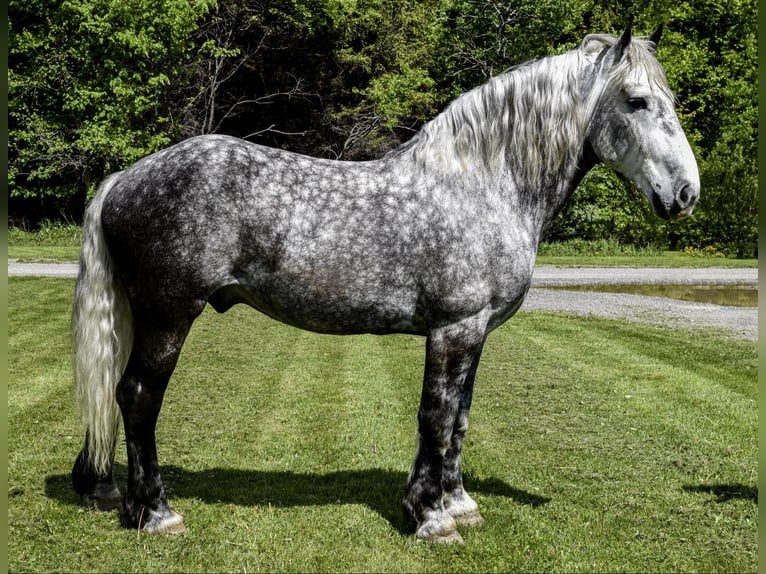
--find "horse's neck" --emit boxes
[467,59,597,234]
[395,53,600,237]
[497,139,599,239]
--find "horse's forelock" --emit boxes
[600,36,675,102]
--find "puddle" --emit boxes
[547,283,757,307]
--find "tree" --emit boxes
[8,0,212,219]
[663,0,758,256]
[323,0,444,158]
[439,0,588,82]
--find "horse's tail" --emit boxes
[72,172,133,476]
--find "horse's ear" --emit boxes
[606,23,633,65]
[581,34,612,63]
[647,24,663,54]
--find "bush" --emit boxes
[8,221,83,247]
[538,238,664,257]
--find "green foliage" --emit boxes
[323,0,446,151]
[367,65,437,128]
[537,238,664,257]
[438,0,588,83]
[8,220,83,247]
[681,244,727,258]
[658,0,757,257]
[8,0,213,204]
[7,0,757,254]
[548,166,670,248]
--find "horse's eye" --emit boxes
[627,97,648,110]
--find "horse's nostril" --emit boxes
[670,182,699,219]
[679,185,690,205]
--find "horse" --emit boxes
[71,25,699,544]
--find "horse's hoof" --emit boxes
[452,509,484,527]
[140,509,186,535]
[443,490,483,527]
[82,482,123,512]
[415,511,463,544]
[423,528,465,544]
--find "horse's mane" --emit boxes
[390,34,672,189]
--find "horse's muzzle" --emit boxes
[670,181,700,220]
[652,181,699,221]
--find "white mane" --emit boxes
[391,35,672,190]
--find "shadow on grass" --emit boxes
[682,483,758,503]
[45,465,550,533]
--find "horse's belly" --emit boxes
[209,274,426,335]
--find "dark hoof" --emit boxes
[82,481,123,511]
[72,448,121,511]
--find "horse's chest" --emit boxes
[485,258,535,325]
[422,221,536,327]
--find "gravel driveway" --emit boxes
[9,261,758,341]
[526,266,757,341]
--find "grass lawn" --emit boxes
[8,277,757,572]
[8,223,82,262]
[8,245,81,262]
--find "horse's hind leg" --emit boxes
[117,310,197,534]
[403,319,486,543]
[442,348,485,527]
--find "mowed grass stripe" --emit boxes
[160,305,313,472]
[9,278,74,414]
[333,333,423,471]
[267,331,354,473]
[8,278,84,502]
[160,317,433,571]
[520,313,758,476]
[472,311,756,486]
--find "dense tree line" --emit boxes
[8,0,757,255]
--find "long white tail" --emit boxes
[72,173,133,476]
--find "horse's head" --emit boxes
[583,25,700,220]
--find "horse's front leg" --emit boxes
[403,318,487,543]
[442,347,485,527]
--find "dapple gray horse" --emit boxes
[72,25,699,543]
